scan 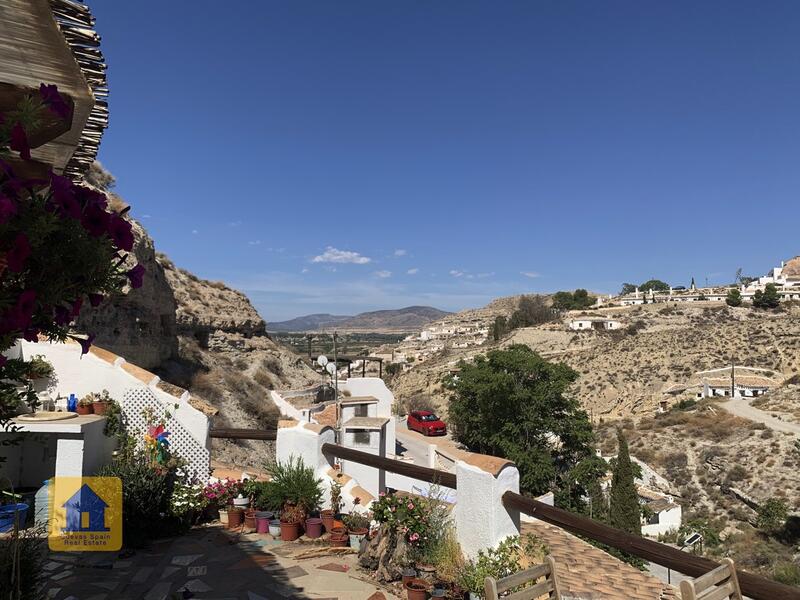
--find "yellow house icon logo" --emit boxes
[49,477,122,551]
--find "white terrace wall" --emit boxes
[340,378,396,458]
[275,419,520,559]
[19,340,211,477]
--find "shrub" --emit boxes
[757,498,789,534]
[404,394,436,414]
[0,525,45,600]
[97,446,178,547]
[253,367,273,389]
[458,537,522,596]
[773,562,800,586]
[727,465,748,483]
[262,456,323,513]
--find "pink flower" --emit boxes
[126,264,145,288]
[108,214,134,251]
[409,533,419,542]
[39,84,71,120]
[81,204,110,237]
[7,233,31,272]
[77,334,96,355]
[407,502,414,510]
[70,298,83,317]
[0,194,17,224]
[10,123,30,160]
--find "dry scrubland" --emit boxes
[391,301,800,418]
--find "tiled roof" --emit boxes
[521,520,679,600]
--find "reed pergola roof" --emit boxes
[0,0,108,178]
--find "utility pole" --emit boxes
[730,359,735,399]
[333,331,340,442]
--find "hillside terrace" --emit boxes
[5,339,800,599]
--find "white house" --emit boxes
[568,317,623,331]
[639,486,682,536]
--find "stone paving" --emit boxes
[43,524,401,600]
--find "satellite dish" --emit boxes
[326,362,337,376]
[317,355,328,367]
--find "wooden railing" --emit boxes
[502,492,800,600]
[209,427,277,441]
[321,443,457,489]
[208,434,799,599]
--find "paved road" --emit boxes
[720,398,800,435]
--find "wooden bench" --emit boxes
[484,556,562,600]
[679,558,743,600]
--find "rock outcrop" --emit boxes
[75,216,178,370]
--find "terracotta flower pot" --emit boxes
[330,525,347,536]
[280,521,301,541]
[405,578,429,600]
[416,563,436,583]
[401,568,417,587]
[329,532,348,547]
[244,509,257,530]
[75,404,93,415]
[92,401,109,415]
[320,509,335,532]
[227,507,244,529]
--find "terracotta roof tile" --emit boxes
[522,520,677,600]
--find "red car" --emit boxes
[407,410,447,436]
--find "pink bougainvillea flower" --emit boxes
[77,334,96,355]
[108,214,134,251]
[0,194,17,224]
[39,83,71,120]
[89,293,104,307]
[70,297,83,317]
[7,233,31,272]
[9,123,31,160]
[73,185,107,210]
[126,264,145,289]
[54,305,71,326]
[49,174,81,219]
[81,204,110,237]
[23,328,39,342]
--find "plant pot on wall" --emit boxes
[75,403,93,415]
[405,578,429,600]
[92,400,110,415]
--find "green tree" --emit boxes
[726,289,743,307]
[492,316,508,341]
[609,430,641,536]
[757,498,788,534]
[753,283,780,309]
[507,295,554,330]
[552,289,596,311]
[638,279,670,293]
[620,283,636,295]
[446,345,595,497]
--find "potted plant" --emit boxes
[262,456,323,515]
[405,578,429,600]
[76,395,94,415]
[25,354,53,382]
[343,511,371,550]
[227,506,244,529]
[401,567,417,587]
[91,389,113,415]
[321,479,343,532]
[280,503,305,541]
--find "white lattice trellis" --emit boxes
[122,387,210,478]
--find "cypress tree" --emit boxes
[609,430,641,535]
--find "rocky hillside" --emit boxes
[75,164,321,468]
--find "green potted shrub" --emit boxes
[25,355,53,380]
[91,389,113,415]
[343,511,371,550]
[279,503,305,541]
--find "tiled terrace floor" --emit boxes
[43,525,400,600]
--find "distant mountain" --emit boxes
[268,306,450,332]
[267,313,351,332]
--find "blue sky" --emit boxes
[92,1,800,321]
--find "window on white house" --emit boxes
[353,430,370,446]
[355,404,369,417]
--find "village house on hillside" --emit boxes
[567,316,623,331]
[664,366,781,403]
[614,255,800,306]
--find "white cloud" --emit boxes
[248,240,261,246]
[312,246,372,264]
[142,214,152,219]
[521,271,540,279]
[374,270,392,278]
[449,270,465,278]
[394,249,407,257]
[191,229,199,235]
[477,272,495,279]
[301,268,309,274]
[407,268,419,275]
[228,220,242,227]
